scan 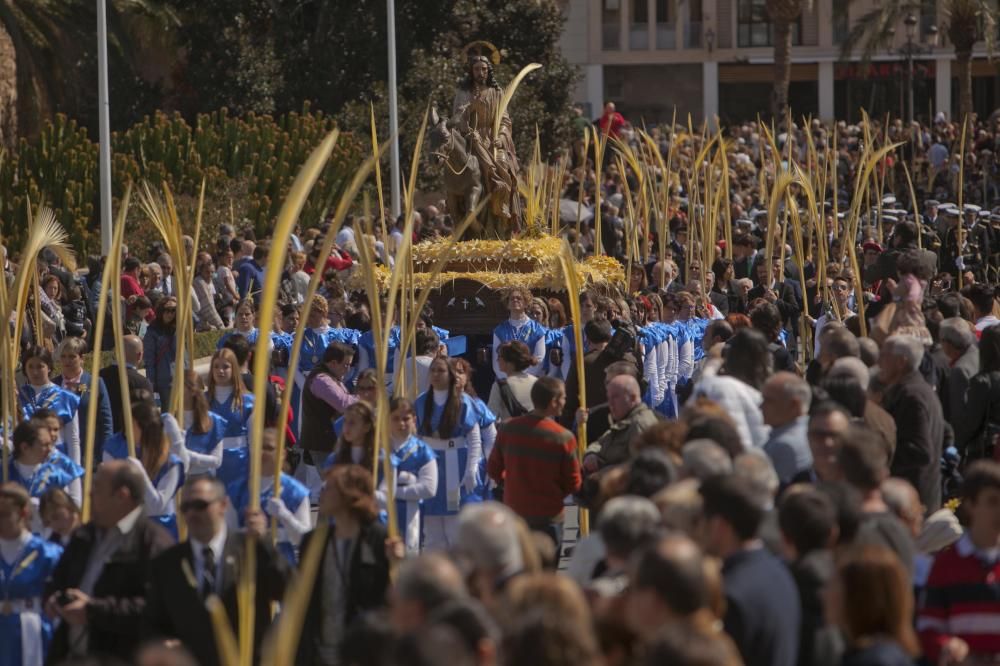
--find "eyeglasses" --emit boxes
[832,284,850,292]
[180,498,215,513]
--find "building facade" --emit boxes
[559,0,1000,124]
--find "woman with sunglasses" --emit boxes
[378,397,437,555]
[18,347,82,469]
[181,371,227,476]
[0,481,64,666]
[414,357,482,550]
[102,401,185,538]
[143,297,178,409]
[207,348,256,486]
[226,428,310,565]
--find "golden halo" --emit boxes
[462,40,501,65]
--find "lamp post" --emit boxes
[97,0,113,256]
[387,0,401,219]
[895,14,938,124]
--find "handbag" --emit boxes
[497,379,528,418]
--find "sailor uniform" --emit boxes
[18,384,81,467]
[227,471,310,565]
[182,411,228,476]
[376,435,437,555]
[0,533,62,666]
[5,453,84,533]
[414,390,482,550]
[216,327,271,353]
[492,316,547,379]
[467,396,497,501]
[103,434,185,538]
[210,387,255,486]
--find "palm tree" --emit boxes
[0,0,178,148]
[841,0,997,122]
[768,0,812,118]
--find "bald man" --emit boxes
[100,334,154,434]
[761,372,813,486]
[583,374,660,472]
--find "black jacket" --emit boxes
[143,530,291,666]
[790,551,843,666]
[297,522,391,665]
[45,515,174,664]
[99,363,153,433]
[883,371,945,512]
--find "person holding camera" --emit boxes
[44,460,174,662]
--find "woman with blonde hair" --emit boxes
[181,370,227,475]
[207,348,255,484]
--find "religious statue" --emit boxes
[429,43,524,238]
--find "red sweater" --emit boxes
[488,414,581,522]
[917,534,1000,661]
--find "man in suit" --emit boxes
[45,460,174,663]
[880,335,946,512]
[53,336,113,462]
[748,257,801,327]
[100,334,153,433]
[144,475,290,666]
[938,317,979,425]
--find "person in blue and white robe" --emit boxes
[452,358,498,502]
[225,428,311,565]
[290,297,335,437]
[377,397,437,555]
[206,349,255,485]
[181,370,227,476]
[216,299,271,353]
[492,288,547,380]
[6,419,83,533]
[19,348,81,469]
[103,403,186,538]
[414,357,482,550]
[0,483,63,666]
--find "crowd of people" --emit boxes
[3,107,1000,666]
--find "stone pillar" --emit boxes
[935,56,952,120]
[818,61,835,121]
[586,64,605,119]
[703,61,719,127]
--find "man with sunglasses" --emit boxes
[144,475,290,666]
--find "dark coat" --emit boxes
[883,371,945,512]
[722,547,801,666]
[99,363,153,434]
[748,281,801,325]
[143,530,291,666]
[53,371,113,459]
[955,370,1000,455]
[296,522,391,666]
[45,516,174,664]
[561,347,636,430]
[790,550,843,666]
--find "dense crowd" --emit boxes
[3,108,1000,666]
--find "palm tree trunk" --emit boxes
[0,22,16,150]
[771,19,792,118]
[955,48,973,123]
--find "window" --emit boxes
[920,0,936,38]
[656,0,676,49]
[737,0,801,47]
[603,0,621,50]
[631,0,649,49]
[833,0,849,45]
[686,0,703,47]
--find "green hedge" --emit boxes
[0,106,364,255]
[79,328,226,373]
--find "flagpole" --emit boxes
[387,0,402,219]
[97,0,113,256]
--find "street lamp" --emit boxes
[894,13,937,124]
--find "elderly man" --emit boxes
[938,317,979,424]
[583,375,659,472]
[827,356,898,460]
[808,402,852,483]
[761,372,813,486]
[880,335,945,512]
[45,461,174,662]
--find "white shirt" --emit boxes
[0,531,31,564]
[190,523,228,594]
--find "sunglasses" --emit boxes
[180,498,216,513]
